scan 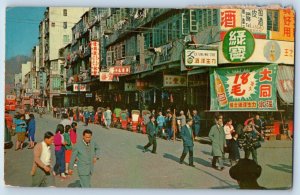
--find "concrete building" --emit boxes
[39,7,90,109]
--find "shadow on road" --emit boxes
[136,145,144,151]
[67,180,81,188]
[163,153,189,166]
[201,150,211,156]
[266,164,293,174]
[194,157,212,167]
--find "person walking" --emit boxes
[60,113,72,128]
[156,111,165,137]
[64,125,72,175]
[209,116,226,171]
[31,131,55,187]
[165,112,173,140]
[27,114,36,149]
[143,115,157,154]
[14,114,27,151]
[179,119,195,167]
[104,107,112,128]
[192,110,200,140]
[69,129,100,188]
[53,124,67,178]
[76,107,80,122]
[84,110,90,126]
[70,122,78,146]
[228,132,240,166]
[69,108,74,124]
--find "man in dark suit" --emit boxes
[143,115,157,154]
[69,129,100,188]
[179,119,195,167]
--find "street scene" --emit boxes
[4,5,295,189]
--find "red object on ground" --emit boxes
[273,121,280,135]
[5,113,13,128]
[288,120,294,135]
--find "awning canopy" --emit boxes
[277,65,294,105]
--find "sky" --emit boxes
[5,7,46,60]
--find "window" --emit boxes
[168,22,172,41]
[198,9,218,30]
[63,22,67,29]
[181,12,189,35]
[63,9,67,16]
[267,10,279,31]
[51,22,55,27]
[190,10,198,32]
[63,35,69,44]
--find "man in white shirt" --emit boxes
[31,131,55,187]
[60,113,72,128]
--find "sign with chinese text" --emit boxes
[136,80,149,90]
[222,27,255,62]
[125,83,136,92]
[219,39,294,64]
[163,75,187,87]
[99,72,119,82]
[220,9,241,31]
[210,64,278,111]
[90,41,100,76]
[241,9,267,34]
[109,66,131,76]
[269,9,295,41]
[185,49,218,66]
[73,84,79,92]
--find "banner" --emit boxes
[210,64,278,111]
[109,66,131,76]
[99,72,119,82]
[90,41,100,76]
[185,49,218,66]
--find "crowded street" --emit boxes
[4,113,292,189]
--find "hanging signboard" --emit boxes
[163,75,187,87]
[109,66,131,76]
[222,27,255,63]
[79,84,87,92]
[184,49,218,66]
[99,72,119,82]
[241,9,267,35]
[125,83,136,91]
[73,84,79,92]
[90,41,100,76]
[210,64,278,111]
[73,84,88,92]
[219,39,294,64]
[220,9,241,31]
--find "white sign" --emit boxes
[219,40,294,64]
[73,84,79,92]
[90,41,100,76]
[241,9,267,35]
[163,75,187,87]
[100,72,119,82]
[185,49,218,66]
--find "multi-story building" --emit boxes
[14,73,22,102]
[40,7,90,109]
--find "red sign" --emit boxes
[100,72,119,82]
[109,66,131,76]
[90,41,100,76]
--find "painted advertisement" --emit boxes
[163,75,187,87]
[185,49,218,66]
[210,64,278,111]
[90,41,100,76]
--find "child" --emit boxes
[64,125,72,174]
[229,132,240,166]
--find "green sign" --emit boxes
[223,27,255,62]
[210,64,278,111]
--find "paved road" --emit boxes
[4,114,293,189]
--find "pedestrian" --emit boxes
[192,110,200,140]
[69,108,74,124]
[69,129,100,188]
[104,107,112,128]
[241,120,262,164]
[179,118,195,167]
[53,124,67,178]
[70,122,78,146]
[60,113,72,128]
[165,112,173,140]
[76,107,79,122]
[53,106,57,118]
[224,118,235,155]
[228,132,240,166]
[84,110,90,126]
[156,111,165,137]
[14,114,27,151]
[31,131,55,187]
[229,159,265,189]
[254,113,264,135]
[143,115,157,154]
[177,110,186,131]
[27,114,36,149]
[64,125,72,175]
[208,116,226,171]
[5,111,14,136]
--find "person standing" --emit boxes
[69,129,100,188]
[192,110,200,140]
[31,131,55,187]
[76,107,80,122]
[14,114,27,151]
[70,122,78,146]
[165,112,173,140]
[64,125,72,174]
[84,110,90,126]
[27,114,36,149]
[224,118,235,156]
[156,111,165,137]
[209,116,226,171]
[228,132,240,166]
[60,113,72,128]
[254,113,264,135]
[53,124,66,178]
[69,108,74,124]
[143,116,157,154]
[104,107,112,128]
[179,119,195,167]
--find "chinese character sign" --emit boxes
[185,49,218,66]
[210,64,278,111]
[223,27,255,62]
[109,66,131,76]
[163,75,187,87]
[241,9,267,34]
[90,41,100,76]
[100,72,118,82]
[220,9,241,31]
[73,84,79,92]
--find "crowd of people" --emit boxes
[4,106,266,189]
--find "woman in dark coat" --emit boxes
[27,114,36,149]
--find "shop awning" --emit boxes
[277,65,294,105]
